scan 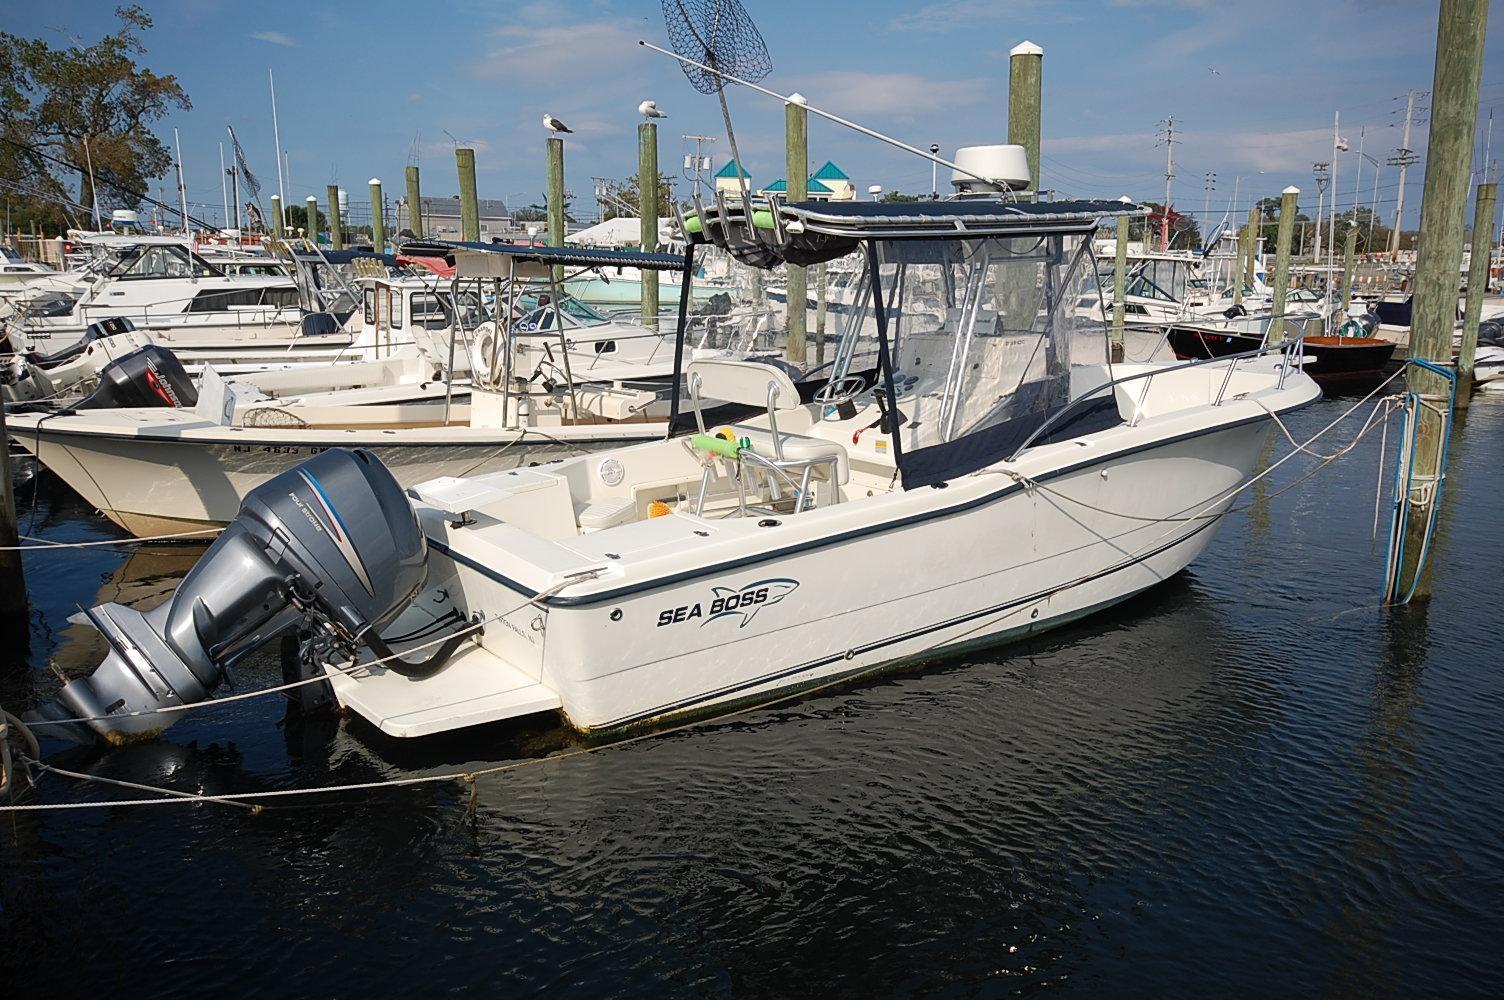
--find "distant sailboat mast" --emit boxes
[270,68,287,210]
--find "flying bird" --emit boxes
[543,114,573,134]
[638,100,668,119]
[1208,67,1221,76]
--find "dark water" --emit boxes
[3,394,1503,997]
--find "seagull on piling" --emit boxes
[638,100,668,119]
[543,114,573,134]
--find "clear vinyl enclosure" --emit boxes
[825,232,1112,486]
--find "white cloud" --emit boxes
[250,30,296,47]
[468,19,639,79]
[796,71,993,119]
[890,0,1080,32]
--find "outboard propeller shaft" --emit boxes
[30,449,430,744]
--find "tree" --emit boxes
[2,7,191,233]
[283,203,328,235]
[513,193,575,225]
[880,190,922,203]
[603,171,674,220]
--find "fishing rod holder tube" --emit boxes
[29,449,434,744]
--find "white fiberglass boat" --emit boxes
[39,180,1321,747]
[7,243,779,536]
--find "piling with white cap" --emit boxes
[1008,40,1044,197]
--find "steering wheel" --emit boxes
[813,374,870,409]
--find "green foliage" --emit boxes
[514,194,575,225]
[1,6,191,233]
[879,190,922,203]
[284,203,328,235]
[604,171,675,220]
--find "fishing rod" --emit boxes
[637,39,1004,190]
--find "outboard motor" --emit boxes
[74,344,198,410]
[30,317,138,369]
[29,449,438,744]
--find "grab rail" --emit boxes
[1007,335,1308,461]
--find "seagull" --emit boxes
[1208,66,1221,76]
[638,100,668,119]
[543,114,573,134]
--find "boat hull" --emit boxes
[10,427,656,536]
[425,416,1274,735]
[1167,326,1397,385]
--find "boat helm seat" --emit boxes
[686,357,801,412]
[685,357,846,516]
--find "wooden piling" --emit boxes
[1234,215,1250,308]
[1270,187,1299,343]
[0,401,26,628]
[456,148,479,242]
[306,196,318,244]
[327,184,342,249]
[1340,227,1359,314]
[547,137,565,282]
[369,178,384,250]
[1008,41,1043,197]
[1459,182,1497,409]
[405,164,423,239]
[270,194,283,238]
[1244,208,1261,294]
[1112,213,1128,362]
[1400,0,1488,597]
[638,122,660,329]
[785,95,809,365]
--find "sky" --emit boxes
[8,0,1504,233]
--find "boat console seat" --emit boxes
[685,357,848,515]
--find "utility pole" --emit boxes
[1157,116,1176,251]
[681,134,716,197]
[1312,161,1330,263]
[1389,88,1423,258]
[1400,0,1487,598]
[1202,171,1216,248]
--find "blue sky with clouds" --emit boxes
[8,0,1504,229]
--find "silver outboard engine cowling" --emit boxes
[31,448,431,744]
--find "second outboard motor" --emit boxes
[30,317,138,369]
[29,449,438,744]
[74,344,198,410]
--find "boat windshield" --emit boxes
[513,290,609,331]
[104,243,224,280]
[865,233,1112,487]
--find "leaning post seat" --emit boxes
[685,357,849,515]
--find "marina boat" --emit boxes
[6,242,789,537]
[37,173,1322,745]
[1165,312,1398,389]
